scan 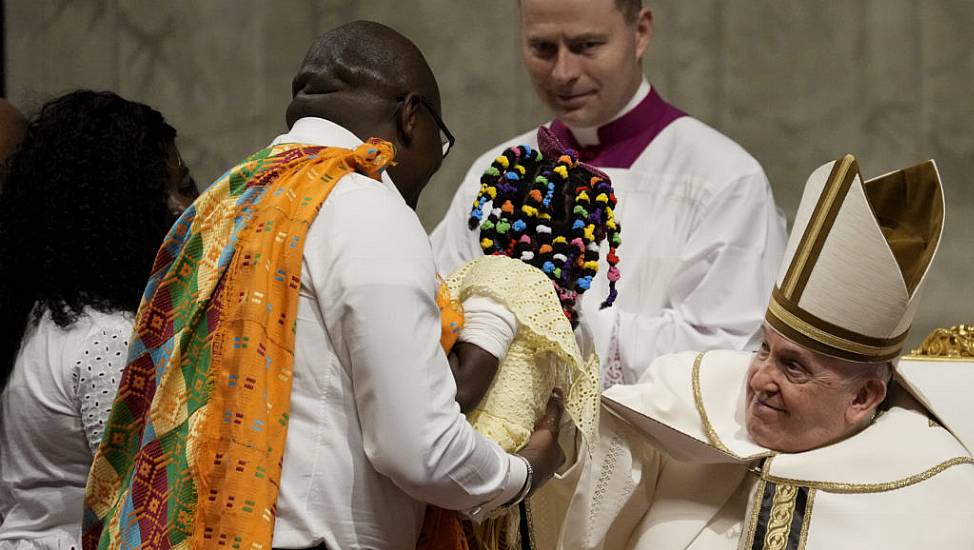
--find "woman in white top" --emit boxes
[0,90,199,549]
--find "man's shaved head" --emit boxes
[286,20,439,128]
[286,21,446,209]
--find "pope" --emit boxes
[533,154,974,549]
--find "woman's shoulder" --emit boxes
[67,308,135,368]
[77,307,134,336]
[29,306,133,336]
[28,307,134,379]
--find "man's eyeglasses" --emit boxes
[397,95,456,159]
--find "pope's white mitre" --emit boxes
[767,155,944,362]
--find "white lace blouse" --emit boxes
[0,307,133,549]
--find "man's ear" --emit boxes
[395,92,422,148]
[847,378,887,426]
[634,8,654,60]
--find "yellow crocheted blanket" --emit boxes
[446,255,600,453]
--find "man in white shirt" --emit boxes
[81,21,566,550]
[431,0,787,386]
[265,22,566,550]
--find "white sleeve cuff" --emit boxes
[457,295,518,360]
[461,452,528,522]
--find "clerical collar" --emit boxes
[549,80,686,169]
[568,80,650,146]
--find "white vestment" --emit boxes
[431,83,786,385]
[538,351,974,549]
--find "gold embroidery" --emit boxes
[796,489,815,549]
[767,298,903,358]
[739,476,767,550]
[781,155,854,298]
[691,352,732,454]
[763,484,798,550]
[739,480,815,550]
[761,456,974,494]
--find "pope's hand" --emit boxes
[518,387,566,496]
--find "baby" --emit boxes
[428,126,621,550]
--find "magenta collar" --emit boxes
[549,87,685,169]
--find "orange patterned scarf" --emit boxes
[84,140,394,549]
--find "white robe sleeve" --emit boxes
[596,170,786,384]
[457,295,518,361]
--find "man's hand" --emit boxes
[518,388,566,495]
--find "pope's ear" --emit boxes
[848,377,887,425]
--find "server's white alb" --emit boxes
[431,81,786,386]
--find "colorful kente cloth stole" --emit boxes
[83,140,395,550]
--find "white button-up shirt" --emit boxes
[269,118,526,549]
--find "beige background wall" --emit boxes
[5,0,972,348]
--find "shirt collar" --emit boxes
[548,80,686,169]
[271,116,365,149]
[270,117,400,197]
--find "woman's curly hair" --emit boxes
[0,90,178,388]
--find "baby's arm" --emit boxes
[449,343,498,414]
[450,295,518,414]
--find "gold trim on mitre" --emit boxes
[767,288,907,362]
[780,155,859,301]
[766,155,944,362]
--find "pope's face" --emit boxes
[745,325,868,453]
[519,0,651,128]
